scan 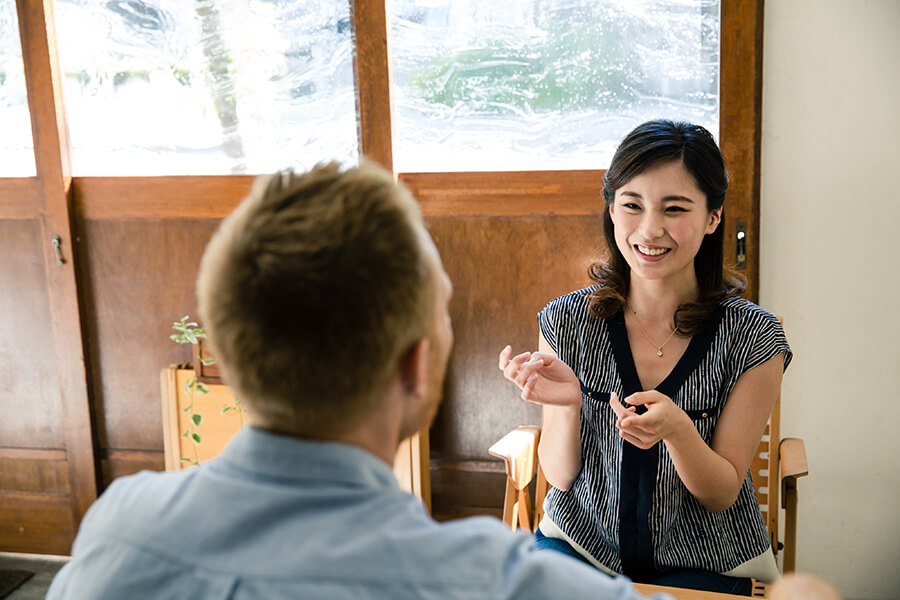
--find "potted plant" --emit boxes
[159,316,244,470]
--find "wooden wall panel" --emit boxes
[402,171,605,217]
[0,450,69,495]
[0,491,75,555]
[77,219,221,453]
[0,220,64,448]
[100,450,164,487]
[0,179,40,220]
[427,215,604,461]
[431,461,504,522]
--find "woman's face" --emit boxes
[609,160,721,289]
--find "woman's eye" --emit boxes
[665,206,688,213]
[623,202,641,210]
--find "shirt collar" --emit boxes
[213,426,400,491]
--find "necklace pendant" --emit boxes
[657,349,663,357]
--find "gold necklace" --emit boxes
[629,306,678,358]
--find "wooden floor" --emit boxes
[0,553,68,600]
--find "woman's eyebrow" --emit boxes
[662,195,695,203]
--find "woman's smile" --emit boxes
[634,244,671,259]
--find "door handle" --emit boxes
[51,234,65,266]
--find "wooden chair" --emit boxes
[489,391,808,589]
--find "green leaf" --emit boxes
[191,432,202,444]
[200,358,217,366]
[221,406,232,415]
[191,413,203,426]
[195,382,210,395]
[179,457,193,463]
[182,429,190,438]
[192,460,200,467]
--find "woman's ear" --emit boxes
[706,207,723,234]
[399,338,430,400]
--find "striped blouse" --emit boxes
[537,287,792,583]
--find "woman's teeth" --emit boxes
[636,245,669,256]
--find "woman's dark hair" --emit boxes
[588,119,746,334]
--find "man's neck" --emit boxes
[249,398,405,467]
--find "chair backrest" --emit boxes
[751,390,781,556]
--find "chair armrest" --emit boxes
[780,437,808,511]
[779,437,808,479]
[489,426,541,490]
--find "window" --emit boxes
[54,0,358,175]
[390,0,720,172]
[0,1,35,176]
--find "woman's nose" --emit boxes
[639,212,665,239]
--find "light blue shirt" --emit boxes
[48,427,665,599]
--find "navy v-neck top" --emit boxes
[538,287,792,581]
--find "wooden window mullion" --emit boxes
[351,0,394,171]
[720,0,764,301]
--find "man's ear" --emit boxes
[399,338,430,400]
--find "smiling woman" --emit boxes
[499,120,790,596]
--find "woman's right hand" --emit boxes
[498,345,582,408]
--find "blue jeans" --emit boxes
[534,528,753,597]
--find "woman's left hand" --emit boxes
[609,391,692,449]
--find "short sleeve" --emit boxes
[738,311,793,376]
[537,298,563,355]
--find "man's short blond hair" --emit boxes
[197,162,434,436]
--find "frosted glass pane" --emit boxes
[0,3,36,177]
[54,0,358,176]
[391,0,720,172]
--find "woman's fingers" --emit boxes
[498,345,512,370]
[617,419,654,438]
[500,347,537,388]
[513,357,544,388]
[609,392,630,418]
[504,351,531,377]
[521,372,539,400]
[618,430,649,449]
